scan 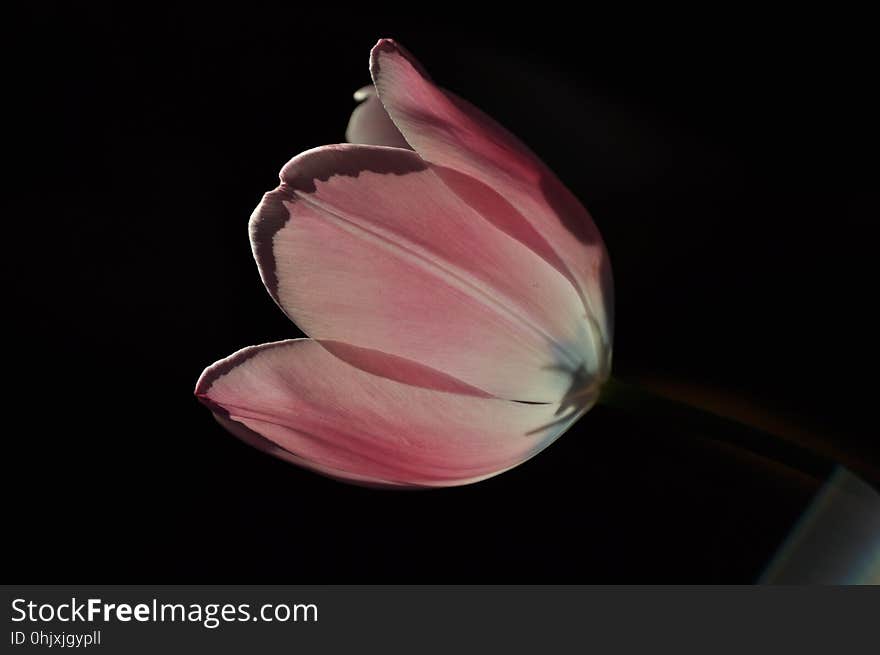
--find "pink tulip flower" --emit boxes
[196,39,614,488]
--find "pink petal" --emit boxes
[250,144,597,402]
[345,85,411,149]
[196,339,592,487]
[369,39,613,366]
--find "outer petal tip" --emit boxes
[195,342,276,412]
[371,38,399,57]
[370,38,430,81]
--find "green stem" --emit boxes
[598,376,847,485]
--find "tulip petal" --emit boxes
[345,85,411,149]
[196,339,591,487]
[250,144,597,402]
[369,39,613,365]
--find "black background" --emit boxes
[8,5,876,581]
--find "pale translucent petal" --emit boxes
[249,144,596,402]
[345,84,411,149]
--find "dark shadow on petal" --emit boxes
[317,340,493,398]
[434,164,576,283]
[539,170,602,246]
[526,363,598,436]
